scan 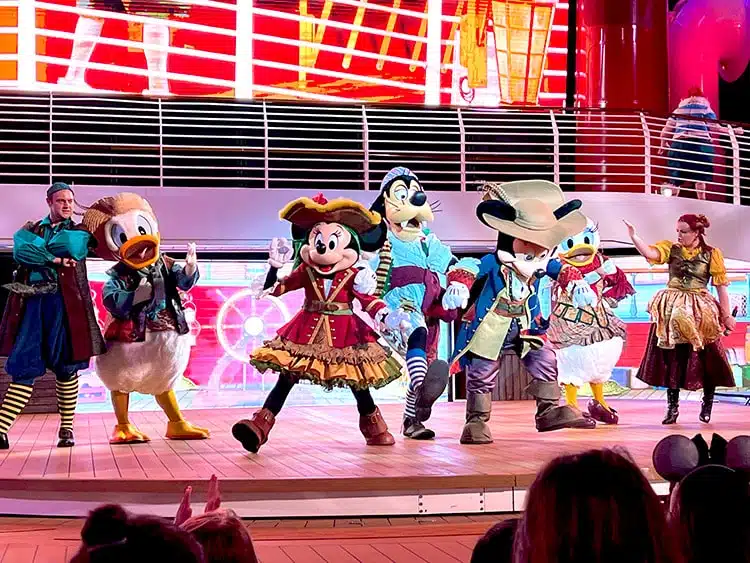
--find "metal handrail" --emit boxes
[0,90,746,201]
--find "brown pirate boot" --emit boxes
[359,407,395,446]
[232,409,275,453]
[460,392,493,444]
[528,381,596,431]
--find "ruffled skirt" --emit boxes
[250,337,403,391]
[637,288,733,390]
[648,288,722,351]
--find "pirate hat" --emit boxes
[477,180,586,250]
[280,193,382,234]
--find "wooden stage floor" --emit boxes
[0,398,747,518]
[0,513,502,563]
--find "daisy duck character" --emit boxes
[546,219,635,425]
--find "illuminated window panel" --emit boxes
[8,0,567,105]
[0,6,17,82]
[444,0,566,107]
[492,0,555,105]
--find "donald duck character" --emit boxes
[546,219,635,425]
[450,180,598,444]
[370,167,479,440]
[82,193,209,444]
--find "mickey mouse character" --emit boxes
[232,194,406,453]
[450,180,597,444]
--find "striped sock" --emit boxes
[56,376,79,430]
[405,387,417,419]
[404,351,428,419]
[0,383,33,434]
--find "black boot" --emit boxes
[402,416,435,440]
[0,433,7,450]
[662,389,680,425]
[414,360,450,423]
[57,427,75,448]
[700,387,715,423]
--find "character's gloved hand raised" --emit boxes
[570,279,597,309]
[353,260,378,296]
[442,282,470,310]
[268,237,292,269]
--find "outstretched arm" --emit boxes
[623,220,662,263]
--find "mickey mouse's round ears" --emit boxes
[726,435,750,473]
[653,435,700,482]
[653,434,750,482]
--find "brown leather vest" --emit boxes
[667,244,711,290]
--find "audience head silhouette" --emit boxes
[70,504,204,563]
[181,509,258,563]
[514,448,679,563]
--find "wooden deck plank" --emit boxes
[342,543,396,563]
[1,544,37,563]
[401,542,464,563]
[372,543,431,563]
[255,545,295,563]
[429,540,474,561]
[310,544,361,563]
[0,400,745,502]
[279,545,327,563]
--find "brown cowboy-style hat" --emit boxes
[280,193,382,234]
[477,180,586,250]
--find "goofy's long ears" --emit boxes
[653,433,750,483]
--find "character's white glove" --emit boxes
[569,279,597,308]
[375,307,412,334]
[184,242,198,277]
[600,258,617,275]
[583,270,602,285]
[268,237,292,269]
[133,277,153,305]
[442,281,470,310]
[353,261,378,295]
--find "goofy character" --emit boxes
[370,167,478,440]
[450,180,597,444]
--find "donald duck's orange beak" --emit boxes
[120,234,160,270]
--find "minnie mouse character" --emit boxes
[232,194,406,453]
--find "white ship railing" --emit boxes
[0,93,747,204]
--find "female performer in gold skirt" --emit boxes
[625,214,735,424]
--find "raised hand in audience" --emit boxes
[175,474,222,526]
